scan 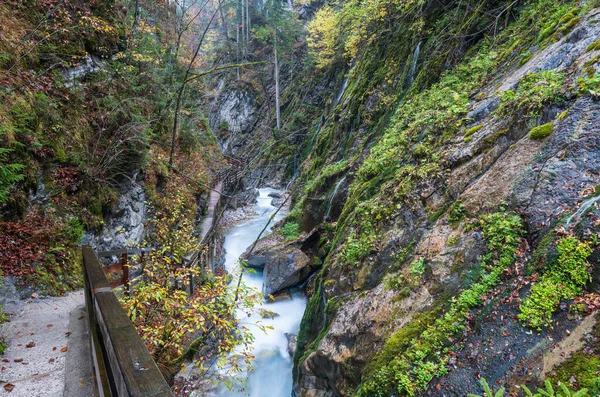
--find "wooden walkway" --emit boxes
[199,181,223,243]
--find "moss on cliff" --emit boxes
[529,122,555,140]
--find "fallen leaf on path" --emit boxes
[78,316,84,320]
[13,359,22,363]
[60,346,68,353]
[47,324,53,328]
[48,358,55,363]
[4,383,14,392]
[31,293,38,299]
[52,347,57,351]
[26,342,35,348]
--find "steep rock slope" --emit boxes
[268,1,600,396]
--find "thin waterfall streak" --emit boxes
[325,175,346,220]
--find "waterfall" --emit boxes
[405,41,422,90]
[324,175,346,220]
[333,77,349,108]
[309,116,323,147]
[565,194,600,227]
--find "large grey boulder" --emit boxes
[263,246,312,296]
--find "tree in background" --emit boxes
[254,0,302,132]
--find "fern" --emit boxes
[470,379,588,397]
[0,148,24,203]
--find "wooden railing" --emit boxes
[82,245,174,397]
[96,248,154,294]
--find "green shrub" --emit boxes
[518,237,592,329]
[64,218,85,245]
[498,71,565,119]
[281,222,300,240]
[448,200,467,225]
[529,122,554,140]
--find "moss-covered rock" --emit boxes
[529,122,554,140]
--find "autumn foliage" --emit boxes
[0,210,82,294]
[120,192,263,392]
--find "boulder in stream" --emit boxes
[263,246,312,296]
[266,289,293,303]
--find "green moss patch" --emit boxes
[465,124,484,137]
[518,237,592,329]
[529,122,554,140]
[548,352,600,393]
[360,211,524,396]
[587,39,600,52]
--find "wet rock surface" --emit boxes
[285,333,298,357]
[88,174,146,252]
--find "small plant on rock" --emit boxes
[282,222,301,240]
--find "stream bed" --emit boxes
[216,188,307,397]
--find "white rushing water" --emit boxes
[216,188,307,397]
[565,194,600,227]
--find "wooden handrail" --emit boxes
[82,245,174,397]
[97,248,154,258]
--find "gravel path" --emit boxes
[0,290,89,397]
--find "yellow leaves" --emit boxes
[131,51,155,63]
[80,16,117,37]
[307,6,340,69]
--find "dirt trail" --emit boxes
[0,290,91,397]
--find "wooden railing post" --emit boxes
[121,252,130,296]
[140,252,146,284]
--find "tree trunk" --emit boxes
[133,0,140,31]
[241,0,245,57]
[246,0,250,44]
[219,1,229,40]
[169,85,185,167]
[236,0,241,79]
[274,28,281,131]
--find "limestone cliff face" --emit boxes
[210,86,259,156]
[282,4,600,397]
